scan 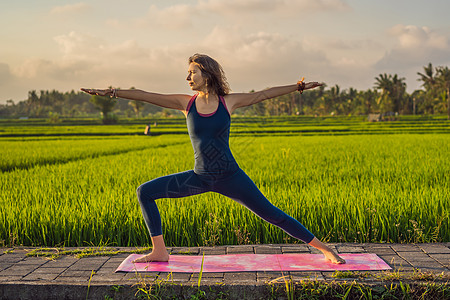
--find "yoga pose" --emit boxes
[82,54,345,264]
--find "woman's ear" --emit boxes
[204,73,211,87]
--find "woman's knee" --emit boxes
[136,182,158,202]
[136,184,145,202]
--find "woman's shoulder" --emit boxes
[182,94,199,117]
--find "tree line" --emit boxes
[1,63,449,121]
[0,88,164,123]
[240,63,449,119]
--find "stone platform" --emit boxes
[0,243,449,299]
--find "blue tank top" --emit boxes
[186,94,239,177]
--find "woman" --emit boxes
[81,53,345,264]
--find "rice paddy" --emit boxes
[1,116,449,247]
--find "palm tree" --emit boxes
[417,63,436,90]
[417,63,440,114]
[410,90,425,115]
[374,73,393,113]
[344,87,358,115]
[327,84,341,114]
[27,90,39,116]
[363,89,379,114]
[374,73,406,114]
[436,66,450,119]
[391,74,406,113]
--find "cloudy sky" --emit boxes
[1,0,449,104]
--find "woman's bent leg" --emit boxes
[136,170,207,237]
[135,170,208,262]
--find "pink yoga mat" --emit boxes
[115,253,391,273]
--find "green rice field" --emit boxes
[1,116,449,247]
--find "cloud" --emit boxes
[107,0,350,31]
[54,31,106,60]
[388,25,449,50]
[50,3,90,15]
[2,25,378,103]
[376,25,450,70]
[52,31,185,69]
[0,63,13,86]
[10,57,91,83]
[12,59,52,78]
[374,25,450,90]
[199,0,350,15]
[4,31,192,96]
[321,38,380,51]
[199,0,276,13]
[194,26,346,92]
[133,4,194,30]
[303,36,383,64]
[9,32,108,82]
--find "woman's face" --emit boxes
[186,63,207,92]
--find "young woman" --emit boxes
[81,53,345,264]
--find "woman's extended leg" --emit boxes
[215,169,345,264]
[133,170,209,263]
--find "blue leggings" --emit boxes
[136,168,315,243]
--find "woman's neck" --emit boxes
[197,91,218,104]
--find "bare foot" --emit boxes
[321,249,346,264]
[308,237,345,264]
[133,251,170,263]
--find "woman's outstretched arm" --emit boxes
[225,81,322,114]
[81,88,191,112]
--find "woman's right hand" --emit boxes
[81,88,111,97]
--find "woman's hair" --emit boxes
[188,53,230,96]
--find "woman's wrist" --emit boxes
[297,77,305,94]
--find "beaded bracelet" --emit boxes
[297,77,305,94]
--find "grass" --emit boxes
[0,116,449,247]
[25,246,153,260]
[0,135,188,172]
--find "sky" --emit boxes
[1,0,450,104]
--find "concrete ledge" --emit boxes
[2,279,449,300]
[0,282,272,300]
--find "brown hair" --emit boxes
[188,53,230,96]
